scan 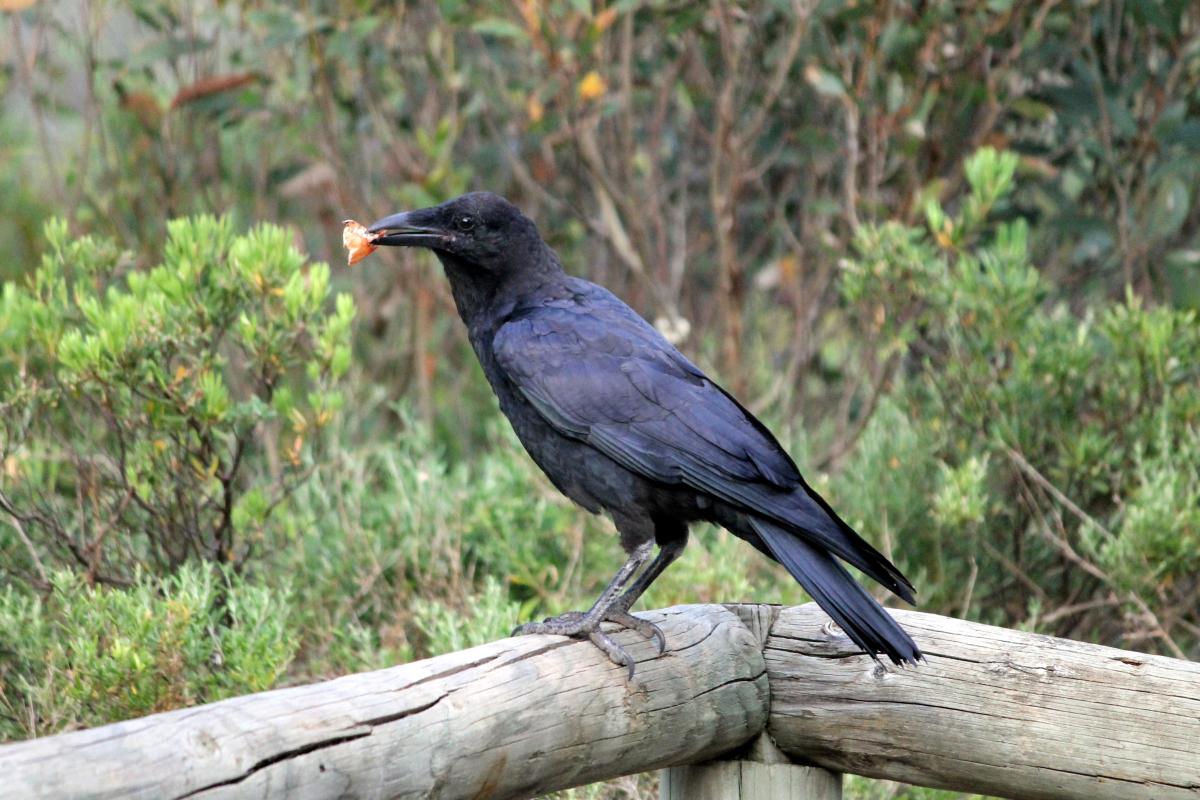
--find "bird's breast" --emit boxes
[465,329,619,515]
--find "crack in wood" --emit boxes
[358,693,447,727]
[646,670,768,715]
[668,618,726,654]
[172,730,371,799]
[691,671,767,701]
[1035,761,1200,791]
[803,732,1200,791]
[403,653,504,689]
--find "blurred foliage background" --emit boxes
[2,1,1199,797]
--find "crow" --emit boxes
[367,192,920,675]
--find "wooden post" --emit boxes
[662,734,842,800]
[659,605,842,800]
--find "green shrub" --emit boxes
[412,576,523,656]
[845,777,988,800]
[0,217,354,585]
[837,148,1200,653]
[0,564,295,741]
[9,0,1199,451]
[271,401,606,674]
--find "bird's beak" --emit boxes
[367,210,447,248]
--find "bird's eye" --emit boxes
[454,214,476,232]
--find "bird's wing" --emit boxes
[494,296,796,488]
[492,289,913,601]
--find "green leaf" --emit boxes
[1144,175,1190,239]
[470,17,527,40]
[804,65,846,99]
[1156,118,1200,150]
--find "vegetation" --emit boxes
[1,216,354,584]
[3,1,1199,798]
[839,147,1199,655]
[0,565,295,740]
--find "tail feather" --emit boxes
[750,517,922,665]
[779,485,916,604]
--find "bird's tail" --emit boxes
[749,517,922,665]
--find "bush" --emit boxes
[412,576,523,656]
[8,1,1199,450]
[837,148,1200,655]
[271,402,612,675]
[0,564,295,740]
[0,217,354,585]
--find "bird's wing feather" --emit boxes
[493,288,913,600]
[495,297,793,486]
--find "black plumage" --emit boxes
[367,192,920,674]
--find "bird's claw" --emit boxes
[511,608,666,676]
[588,630,635,680]
[605,610,666,655]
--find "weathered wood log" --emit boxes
[764,603,1200,800]
[0,605,768,800]
[3,602,1198,800]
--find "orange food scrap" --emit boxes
[342,219,380,266]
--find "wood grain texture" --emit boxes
[0,605,767,800]
[661,759,842,800]
[5,602,1197,800]
[662,733,842,800]
[763,603,1200,800]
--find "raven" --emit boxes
[367,192,920,674]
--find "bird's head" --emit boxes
[367,192,543,274]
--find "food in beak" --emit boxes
[342,220,380,266]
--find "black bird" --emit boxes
[368,192,921,674]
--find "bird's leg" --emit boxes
[544,537,686,657]
[602,539,685,649]
[513,540,656,677]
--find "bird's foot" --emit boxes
[512,608,666,679]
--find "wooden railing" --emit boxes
[2,603,1197,799]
